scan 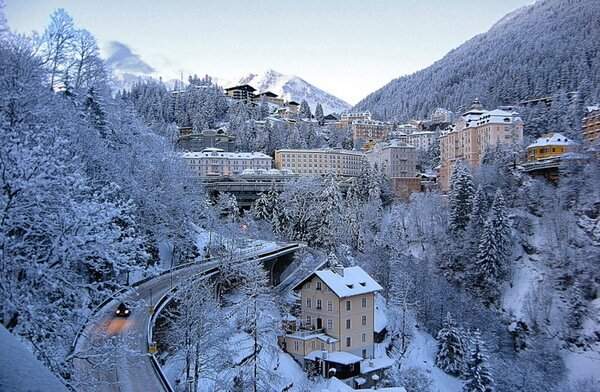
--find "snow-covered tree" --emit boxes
[435,312,468,377]
[463,330,494,392]
[299,99,312,119]
[315,103,324,125]
[448,161,475,233]
[164,280,230,391]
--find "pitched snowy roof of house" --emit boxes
[311,266,383,298]
[527,133,577,149]
[305,350,362,365]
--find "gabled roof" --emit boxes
[527,133,577,148]
[287,100,300,106]
[259,91,278,97]
[224,84,256,92]
[293,266,382,298]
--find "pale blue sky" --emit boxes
[6,0,533,104]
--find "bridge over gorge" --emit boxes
[72,241,304,392]
[196,174,353,208]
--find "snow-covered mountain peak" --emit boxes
[233,69,351,114]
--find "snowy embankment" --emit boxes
[0,325,69,392]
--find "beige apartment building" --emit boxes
[582,106,600,145]
[281,263,383,371]
[438,99,524,192]
[274,148,367,177]
[182,148,272,177]
[351,119,394,148]
[366,140,420,199]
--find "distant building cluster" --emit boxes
[224,84,300,118]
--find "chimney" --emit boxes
[328,253,344,277]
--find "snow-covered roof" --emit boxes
[313,266,383,298]
[286,331,335,342]
[586,105,599,113]
[182,150,272,160]
[360,356,395,373]
[275,148,366,157]
[374,294,388,333]
[305,350,362,365]
[527,133,577,149]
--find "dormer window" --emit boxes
[346,284,353,289]
[359,282,366,287]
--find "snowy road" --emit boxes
[73,241,302,392]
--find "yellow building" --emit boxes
[526,133,577,161]
[280,262,382,379]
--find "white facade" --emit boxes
[406,131,436,151]
[182,148,272,177]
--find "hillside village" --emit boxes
[1,1,600,392]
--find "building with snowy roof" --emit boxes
[182,148,272,177]
[438,98,524,192]
[279,256,383,379]
[526,133,578,162]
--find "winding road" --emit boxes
[72,242,302,392]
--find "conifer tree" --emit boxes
[299,99,312,119]
[463,330,494,392]
[315,103,324,125]
[488,189,511,272]
[473,216,503,302]
[435,312,468,377]
[448,161,475,233]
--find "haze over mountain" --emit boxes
[354,0,600,122]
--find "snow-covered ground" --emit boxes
[402,330,463,392]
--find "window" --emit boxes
[294,341,299,351]
[316,281,322,290]
[362,297,367,308]
[306,316,311,326]
[316,299,322,310]
[346,300,351,311]
[346,337,351,347]
[362,333,366,343]
[321,342,325,350]
[362,315,367,326]
[327,301,333,312]
[311,341,315,349]
[306,298,311,308]
[362,349,367,359]
[327,319,333,329]
[346,319,351,329]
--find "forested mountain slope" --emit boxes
[354,0,600,130]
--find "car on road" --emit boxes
[114,302,131,318]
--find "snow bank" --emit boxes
[0,325,69,392]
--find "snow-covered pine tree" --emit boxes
[315,103,324,125]
[299,99,312,119]
[473,215,503,303]
[463,329,494,392]
[466,185,489,258]
[488,189,512,277]
[435,312,467,377]
[448,161,475,233]
[315,175,344,250]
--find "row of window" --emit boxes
[304,315,368,329]
[306,296,368,311]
